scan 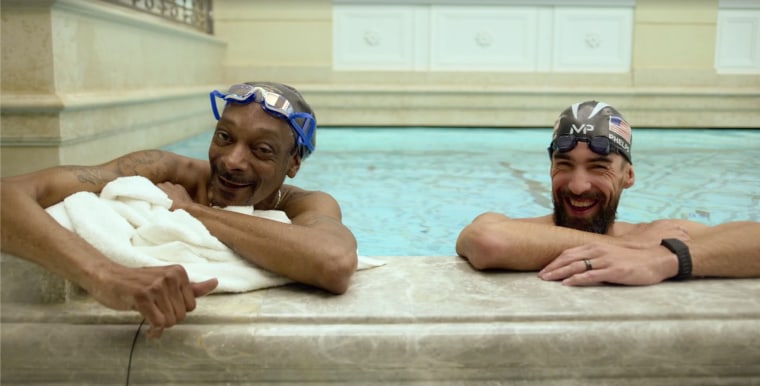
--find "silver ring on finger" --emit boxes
[583,258,593,271]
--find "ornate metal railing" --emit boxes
[101,0,213,34]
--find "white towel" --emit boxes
[45,176,384,293]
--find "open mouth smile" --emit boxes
[217,175,254,190]
[564,196,599,216]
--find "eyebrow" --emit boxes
[588,156,613,164]
[218,114,287,137]
[553,153,613,164]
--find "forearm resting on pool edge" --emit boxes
[456,219,760,278]
[0,178,107,288]
[687,221,760,278]
[456,220,617,271]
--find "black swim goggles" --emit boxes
[209,83,316,158]
[547,135,613,158]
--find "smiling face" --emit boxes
[550,142,634,234]
[207,102,300,208]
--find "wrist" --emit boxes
[76,252,122,292]
[660,238,692,281]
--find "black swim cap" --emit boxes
[549,101,632,164]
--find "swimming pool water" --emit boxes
[163,128,760,256]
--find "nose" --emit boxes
[567,169,592,195]
[221,143,250,172]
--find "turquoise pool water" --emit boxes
[163,128,760,256]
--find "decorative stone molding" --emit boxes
[333,4,633,72]
[335,0,634,5]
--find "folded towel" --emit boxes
[45,176,384,293]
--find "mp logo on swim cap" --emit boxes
[571,123,594,135]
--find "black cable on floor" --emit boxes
[125,318,146,386]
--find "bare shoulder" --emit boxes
[470,212,553,225]
[609,221,637,235]
[472,212,554,225]
[279,184,342,221]
[520,214,555,225]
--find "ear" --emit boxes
[286,153,301,178]
[622,163,635,189]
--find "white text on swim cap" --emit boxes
[571,124,594,135]
[608,133,630,151]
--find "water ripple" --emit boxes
[164,128,760,256]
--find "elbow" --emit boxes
[456,222,511,271]
[317,244,358,295]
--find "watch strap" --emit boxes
[660,238,692,281]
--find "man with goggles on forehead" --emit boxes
[457,100,760,286]
[1,81,358,338]
[209,82,316,160]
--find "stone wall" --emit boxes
[0,0,226,177]
[214,0,760,128]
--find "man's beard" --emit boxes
[553,190,620,234]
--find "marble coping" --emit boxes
[2,256,760,385]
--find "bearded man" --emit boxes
[456,100,760,286]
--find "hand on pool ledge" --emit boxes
[0,81,360,325]
[85,263,218,339]
[456,100,760,285]
[537,242,678,286]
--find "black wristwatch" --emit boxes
[660,238,692,281]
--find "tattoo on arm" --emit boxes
[62,166,112,186]
[115,150,168,178]
[61,151,170,187]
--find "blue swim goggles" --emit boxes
[209,83,316,158]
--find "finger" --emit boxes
[562,268,608,286]
[181,278,217,313]
[132,299,166,337]
[540,253,574,274]
[540,245,591,275]
[152,285,178,329]
[560,259,608,286]
[164,267,189,324]
[168,286,187,325]
[146,326,164,339]
[138,295,176,339]
[192,278,219,297]
[539,259,588,281]
[539,261,570,280]
[156,182,171,191]
[562,256,613,286]
[181,280,197,313]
